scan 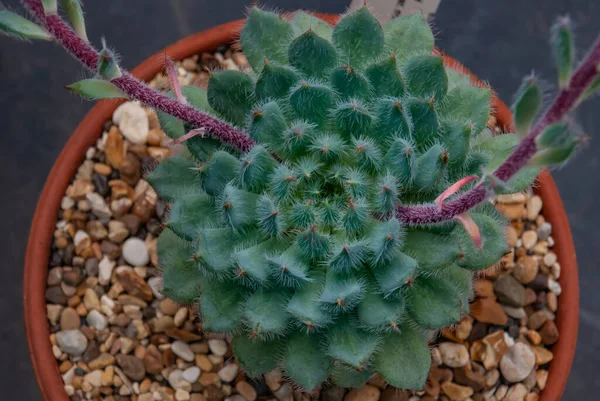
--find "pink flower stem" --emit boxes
[21,0,254,153]
[397,37,600,225]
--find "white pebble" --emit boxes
[548,278,562,296]
[208,338,228,356]
[148,276,164,300]
[73,230,90,247]
[168,369,184,389]
[86,310,108,330]
[171,341,194,362]
[438,342,469,368]
[218,363,239,382]
[61,196,75,210]
[98,256,115,285]
[56,329,88,356]
[182,366,200,383]
[87,192,112,219]
[122,237,150,266]
[113,101,149,144]
[500,343,535,383]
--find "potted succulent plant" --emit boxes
[9,0,595,400]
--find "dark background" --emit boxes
[1,0,599,398]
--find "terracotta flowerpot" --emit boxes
[24,14,578,401]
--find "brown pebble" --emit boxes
[539,320,559,345]
[470,298,508,325]
[105,127,125,169]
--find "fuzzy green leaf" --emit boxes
[289,29,337,79]
[404,55,448,101]
[199,280,243,333]
[367,218,404,267]
[366,55,406,98]
[441,85,491,136]
[60,0,87,40]
[232,334,282,377]
[332,7,384,68]
[286,276,331,329]
[373,324,431,390]
[289,81,336,127]
[234,238,290,287]
[551,18,574,88]
[439,264,474,315]
[407,97,440,150]
[455,211,508,271]
[327,317,378,368]
[371,252,417,296]
[413,144,447,191]
[284,332,331,391]
[320,270,365,312]
[0,10,51,40]
[66,79,128,100]
[331,363,372,388]
[217,184,258,231]
[207,70,254,126]
[239,145,279,192]
[334,101,373,139]
[402,229,462,271]
[267,244,312,289]
[201,151,240,196]
[331,66,371,100]
[357,290,405,329]
[255,61,300,101]
[513,77,542,137]
[244,291,290,336]
[290,11,333,40]
[384,12,434,61]
[440,120,471,168]
[167,193,218,240]
[406,274,462,328]
[240,7,293,72]
[382,137,416,183]
[146,156,201,201]
[157,229,202,304]
[248,101,287,145]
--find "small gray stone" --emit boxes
[56,330,88,356]
[87,310,108,330]
[122,237,149,266]
[148,276,164,300]
[494,275,526,307]
[501,305,527,319]
[322,386,346,401]
[500,343,535,383]
[182,366,200,383]
[172,340,194,362]
[87,192,112,219]
[168,369,184,389]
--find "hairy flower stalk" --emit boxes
[6,0,599,393]
[20,0,254,152]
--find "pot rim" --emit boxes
[23,13,578,401]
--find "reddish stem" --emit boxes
[22,0,254,153]
[397,37,600,225]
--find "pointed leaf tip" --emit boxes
[455,212,482,250]
[60,0,88,41]
[42,0,58,15]
[435,175,478,211]
[66,79,129,100]
[0,10,52,41]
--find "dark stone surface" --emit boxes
[0,1,598,399]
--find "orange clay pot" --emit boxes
[24,13,578,401]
